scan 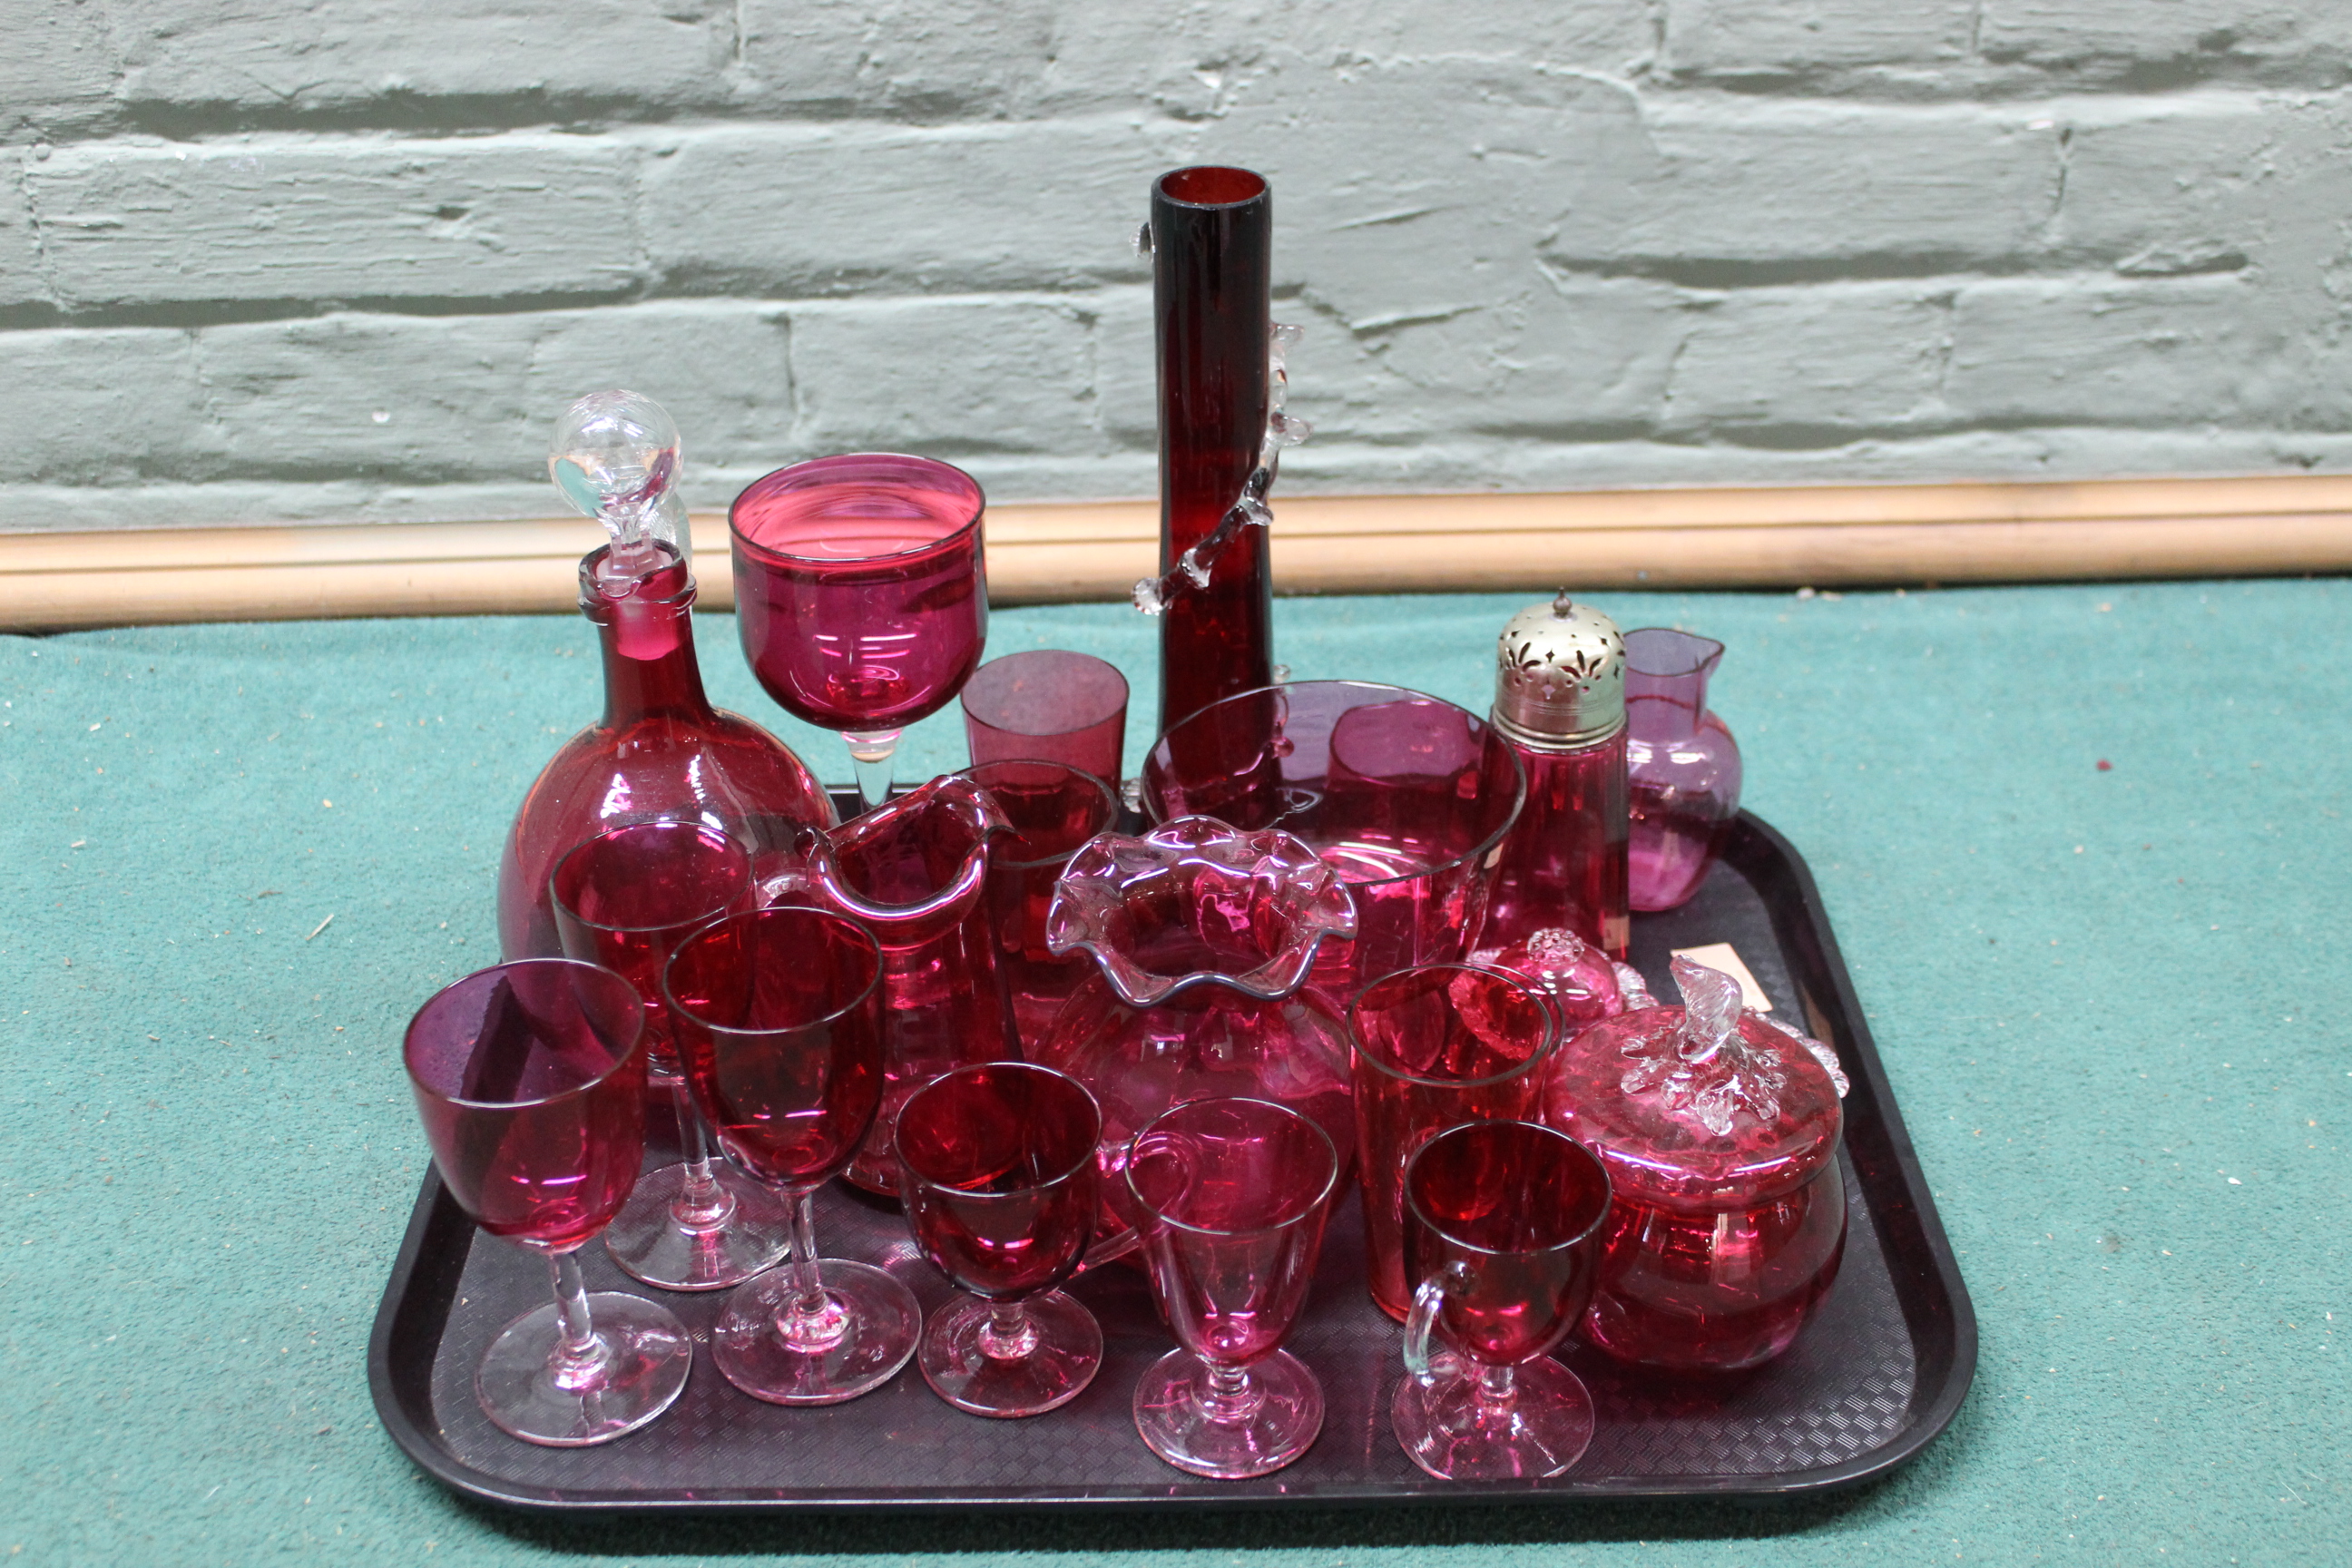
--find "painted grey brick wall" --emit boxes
[5,1,2351,530]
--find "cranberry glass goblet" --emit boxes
[1124,1097,1340,1479]
[1348,964,1561,1322]
[1142,681,1525,997]
[730,454,989,811]
[961,649,1130,787]
[955,760,1121,1050]
[404,959,692,1446]
[662,906,920,1405]
[894,1063,1104,1417]
[1394,1120,1612,1480]
[550,821,792,1290]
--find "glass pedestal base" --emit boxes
[603,1161,793,1291]
[474,1290,693,1447]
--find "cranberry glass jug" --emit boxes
[1034,818,1359,1236]
[1624,629,1742,912]
[777,773,1021,1194]
[1545,956,1848,1373]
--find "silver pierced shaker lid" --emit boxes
[1492,591,1627,750]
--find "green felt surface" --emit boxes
[3,581,2346,1566]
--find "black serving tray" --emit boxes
[368,810,1975,1513]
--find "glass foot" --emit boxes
[919,1290,1102,1418]
[1132,1348,1323,1479]
[1391,1352,1595,1480]
[603,1160,792,1292]
[713,1259,920,1406]
[474,1290,692,1447]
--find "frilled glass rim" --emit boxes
[1142,680,1529,888]
[1044,815,1358,1008]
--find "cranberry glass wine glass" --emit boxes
[1124,1097,1339,1479]
[550,822,792,1290]
[1394,1120,1612,1480]
[1348,964,1561,1322]
[662,906,920,1405]
[894,1063,1104,1417]
[403,959,692,1446]
[730,454,989,810]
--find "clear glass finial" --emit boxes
[551,389,683,580]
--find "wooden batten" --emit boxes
[5,474,2350,631]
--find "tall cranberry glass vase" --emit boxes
[1151,166,1274,735]
[497,544,837,960]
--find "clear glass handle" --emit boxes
[1402,1262,1473,1384]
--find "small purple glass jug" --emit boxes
[1624,629,1742,912]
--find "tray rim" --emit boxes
[367,808,1979,1515]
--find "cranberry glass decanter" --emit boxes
[497,391,835,959]
[1034,818,1359,1235]
[1546,956,1849,1373]
[1624,629,1743,912]
[772,773,1021,1194]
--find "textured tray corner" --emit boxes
[368,811,1976,1514]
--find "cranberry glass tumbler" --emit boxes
[1348,964,1561,1321]
[961,650,1130,787]
[1126,1097,1339,1479]
[550,822,792,1291]
[1152,167,1274,735]
[663,907,920,1405]
[730,455,988,811]
[895,1063,1105,1417]
[1396,1120,1612,1480]
[404,959,691,1446]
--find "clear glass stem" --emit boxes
[978,1299,1040,1361]
[669,1079,735,1230]
[1474,1362,1518,1420]
[544,1248,608,1392]
[769,1188,848,1358]
[1199,1359,1264,1426]
[842,730,902,814]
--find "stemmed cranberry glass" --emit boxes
[1124,1097,1339,1479]
[403,959,692,1446]
[549,822,791,1291]
[1394,1119,1612,1480]
[894,1063,1105,1417]
[730,454,989,811]
[662,906,920,1405]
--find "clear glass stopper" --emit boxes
[550,389,682,580]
